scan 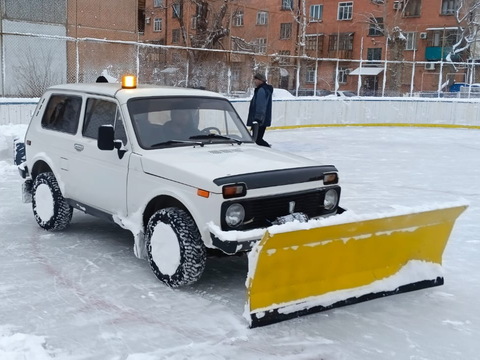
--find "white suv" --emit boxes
[19,77,342,287]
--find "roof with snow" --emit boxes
[47,83,226,104]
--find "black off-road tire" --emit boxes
[32,172,73,231]
[146,207,206,287]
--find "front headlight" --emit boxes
[225,203,245,227]
[324,189,339,210]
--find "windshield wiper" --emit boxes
[150,139,205,148]
[189,134,243,144]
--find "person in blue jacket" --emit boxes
[247,73,273,147]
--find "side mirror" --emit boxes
[98,125,115,150]
[251,121,259,142]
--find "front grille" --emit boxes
[221,186,341,231]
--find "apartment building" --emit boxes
[139,0,475,95]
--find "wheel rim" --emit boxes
[35,183,54,222]
[150,222,181,276]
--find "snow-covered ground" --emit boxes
[0,124,479,360]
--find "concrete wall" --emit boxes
[2,97,480,128]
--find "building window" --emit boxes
[441,0,458,15]
[328,33,354,51]
[191,16,197,30]
[404,0,421,16]
[257,38,267,53]
[310,5,323,21]
[153,18,162,32]
[337,67,348,83]
[172,3,182,18]
[172,28,180,43]
[338,2,353,20]
[367,48,382,63]
[257,11,268,25]
[282,0,293,10]
[368,17,384,36]
[278,50,291,64]
[233,9,244,26]
[405,32,417,50]
[280,23,292,39]
[231,69,241,82]
[154,0,163,7]
[429,29,460,47]
[306,68,316,83]
[306,34,324,52]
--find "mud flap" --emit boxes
[245,204,467,328]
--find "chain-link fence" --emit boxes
[4,31,480,99]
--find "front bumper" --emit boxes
[209,206,346,255]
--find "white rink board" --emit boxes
[2,97,480,128]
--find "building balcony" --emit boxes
[327,49,353,59]
[229,53,247,63]
[425,46,461,61]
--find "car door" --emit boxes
[67,96,130,215]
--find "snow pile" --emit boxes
[0,327,54,360]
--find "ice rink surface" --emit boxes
[0,125,479,359]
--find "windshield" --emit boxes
[128,96,253,149]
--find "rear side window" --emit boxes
[41,95,82,134]
[83,98,127,145]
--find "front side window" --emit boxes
[338,2,353,20]
[128,97,253,149]
[41,94,82,135]
[310,4,323,21]
[83,98,127,145]
[257,11,268,25]
[154,0,163,7]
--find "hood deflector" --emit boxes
[213,165,338,190]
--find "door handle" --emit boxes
[74,144,84,152]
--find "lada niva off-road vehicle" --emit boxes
[18,76,466,327]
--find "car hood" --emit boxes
[139,143,336,192]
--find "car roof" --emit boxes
[47,83,227,103]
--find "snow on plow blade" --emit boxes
[245,204,467,328]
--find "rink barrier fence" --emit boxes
[1,98,480,130]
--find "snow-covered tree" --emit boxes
[172,0,231,90]
[445,0,480,69]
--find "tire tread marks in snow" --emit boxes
[32,172,73,231]
[146,207,206,287]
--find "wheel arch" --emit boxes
[31,160,53,180]
[143,195,192,230]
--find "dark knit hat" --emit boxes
[253,73,267,82]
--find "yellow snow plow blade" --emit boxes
[246,204,467,328]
